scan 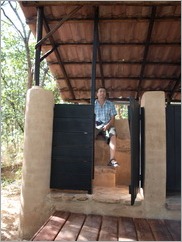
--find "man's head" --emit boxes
[96,87,107,100]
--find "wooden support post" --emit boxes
[34,7,44,86]
[91,7,99,105]
[91,7,99,182]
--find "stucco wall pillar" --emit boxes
[19,86,54,239]
[141,91,166,216]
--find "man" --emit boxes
[94,87,119,167]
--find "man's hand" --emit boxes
[103,116,115,131]
[103,123,110,131]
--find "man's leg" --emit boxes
[109,134,117,160]
[106,127,119,167]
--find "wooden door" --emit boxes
[50,104,94,194]
[166,104,181,193]
[128,97,140,205]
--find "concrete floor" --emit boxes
[92,185,144,205]
[48,185,180,220]
[166,193,181,210]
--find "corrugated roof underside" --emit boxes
[20,1,181,102]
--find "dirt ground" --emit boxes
[1,180,22,241]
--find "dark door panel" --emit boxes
[128,97,140,205]
[166,105,181,192]
[51,173,92,191]
[54,104,93,118]
[50,104,94,194]
[52,146,93,160]
[53,118,92,132]
[51,160,92,174]
[52,132,92,146]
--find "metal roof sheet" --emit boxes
[19,1,181,103]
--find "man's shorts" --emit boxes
[95,126,117,144]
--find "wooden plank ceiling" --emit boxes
[19,1,181,103]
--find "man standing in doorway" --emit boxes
[94,87,119,167]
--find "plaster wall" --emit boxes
[19,87,54,239]
[141,91,167,215]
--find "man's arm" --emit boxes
[103,115,115,131]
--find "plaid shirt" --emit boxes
[94,99,117,125]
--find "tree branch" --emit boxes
[1,6,24,40]
[9,1,27,42]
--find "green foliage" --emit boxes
[1,6,61,167]
[115,103,128,119]
[44,78,61,104]
[39,59,61,104]
[1,22,28,163]
[1,178,15,188]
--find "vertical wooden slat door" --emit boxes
[128,97,140,205]
[50,104,94,194]
[166,104,181,192]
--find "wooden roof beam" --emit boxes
[136,5,156,99]
[26,15,181,25]
[34,7,43,86]
[91,6,99,104]
[40,45,58,62]
[35,6,82,48]
[97,11,105,88]
[48,61,180,66]
[42,41,181,46]
[59,87,176,92]
[42,16,75,100]
[57,76,179,81]
[22,1,180,7]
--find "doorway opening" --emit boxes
[50,101,144,206]
[93,102,143,204]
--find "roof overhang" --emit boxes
[19,1,181,103]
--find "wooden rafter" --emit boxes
[42,41,181,46]
[22,1,181,7]
[34,7,43,86]
[56,76,179,81]
[20,1,181,102]
[47,61,180,66]
[136,5,156,99]
[26,15,180,28]
[96,8,105,88]
[35,6,82,48]
[42,15,75,99]
[91,6,99,104]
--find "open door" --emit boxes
[128,97,140,205]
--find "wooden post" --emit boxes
[34,7,44,86]
[91,6,99,105]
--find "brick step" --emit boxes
[93,165,116,187]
